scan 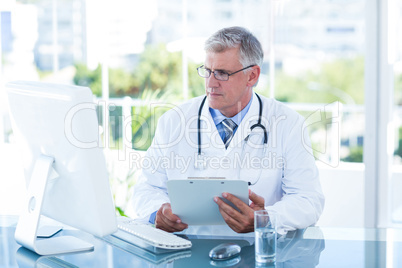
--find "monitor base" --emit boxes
[14,155,94,255]
[35,236,94,255]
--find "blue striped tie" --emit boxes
[222,119,237,149]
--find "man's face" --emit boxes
[204,47,257,117]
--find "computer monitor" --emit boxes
[6,81,117,255]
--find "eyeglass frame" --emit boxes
[197,64,256,81]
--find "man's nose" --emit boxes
[206,73,220,88]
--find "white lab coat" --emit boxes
[131,92,324,235]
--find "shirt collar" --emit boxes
[209,94,253,126]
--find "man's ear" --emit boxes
[246,66,261,87]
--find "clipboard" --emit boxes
[167,179,249,225]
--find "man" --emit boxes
[131,26,324,235]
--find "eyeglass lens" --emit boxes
[198,67,229,81]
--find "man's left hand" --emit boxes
[214,189,265,233]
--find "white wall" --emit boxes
[391,165,402,224]
[316,162,402,228]
[0,144,26,215]
[316,162,365,227]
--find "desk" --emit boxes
[1,216,402,268]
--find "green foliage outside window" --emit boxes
[74,63,102,96]
[395,127,402,159]
[342,146,363,163]
[130,89,172,151]
[74,44,205,99]
[269,56,365,105]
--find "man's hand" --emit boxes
[155,203,188,232]
[214,190,265,233]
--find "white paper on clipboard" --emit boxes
[167,179,249,225]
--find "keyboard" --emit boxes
[111,217,192,253]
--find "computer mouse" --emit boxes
[209,243,241,260]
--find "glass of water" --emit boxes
[254,210,277,263]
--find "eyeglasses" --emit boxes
[197,65,256,81]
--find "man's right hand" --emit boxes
[155,203,188,232]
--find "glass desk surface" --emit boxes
[1,215,402,268]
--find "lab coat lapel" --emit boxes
[227,93,260,151]
[199,97,225,150]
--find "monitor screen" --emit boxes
[6,81,117,254]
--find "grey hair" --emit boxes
[204,26,264,68]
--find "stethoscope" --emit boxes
[195,93,268,186]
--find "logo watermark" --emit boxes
[63,99,341,169]
[302,102,341,167]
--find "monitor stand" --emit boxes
[14,155,94,255]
